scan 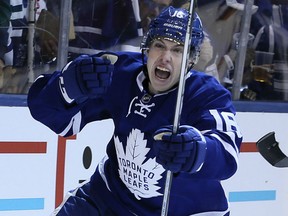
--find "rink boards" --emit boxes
[0,104,287,216]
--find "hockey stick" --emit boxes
[161,1,196,216]
[256,132,288,167]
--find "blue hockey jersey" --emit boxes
[28,51,242,215]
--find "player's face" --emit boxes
[146,38,184,94]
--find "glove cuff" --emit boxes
[189,126,206,143]
[189,140,207,173]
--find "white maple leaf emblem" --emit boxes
[114,128,165,200]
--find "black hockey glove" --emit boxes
[153,125,207,173]
[59,54,116,103]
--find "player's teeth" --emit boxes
[156,66,169,72]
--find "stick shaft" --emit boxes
[161,1,196,215]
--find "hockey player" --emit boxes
[28,6,242,216]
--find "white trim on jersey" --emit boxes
[74,26,102,34]
[253,25,275,53]
[59,111,82,136]
[98,155,111,191]
[50,179,90,216]
[211,133,239,165]
[10,11,24,20]
[10,29,23,38]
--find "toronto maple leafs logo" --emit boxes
[114,128,165,200]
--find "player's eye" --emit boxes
[172,47,183,54]
[153,42,165,50]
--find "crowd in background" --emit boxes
[0,0,287,101]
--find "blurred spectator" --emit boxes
[139,0,172,33]
[0,0,49,93]
[248,0,288,100]
[9,0,29,68]
[176,1,220,81]
[196,0,261,100]
[196,0,245,85]
[0,0,29,93]
[40,0,175,57]
[118,0,173,51]
[0,0,11,62]
[193,31,220,81]
[0,0,16,91]
[41,0,142,61]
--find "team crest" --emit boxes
[114,128,165,200]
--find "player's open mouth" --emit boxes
[155,66,170,79]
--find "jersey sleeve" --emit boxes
[184,72,243,180]
[27,51,142,137]
[27,71,109,137]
